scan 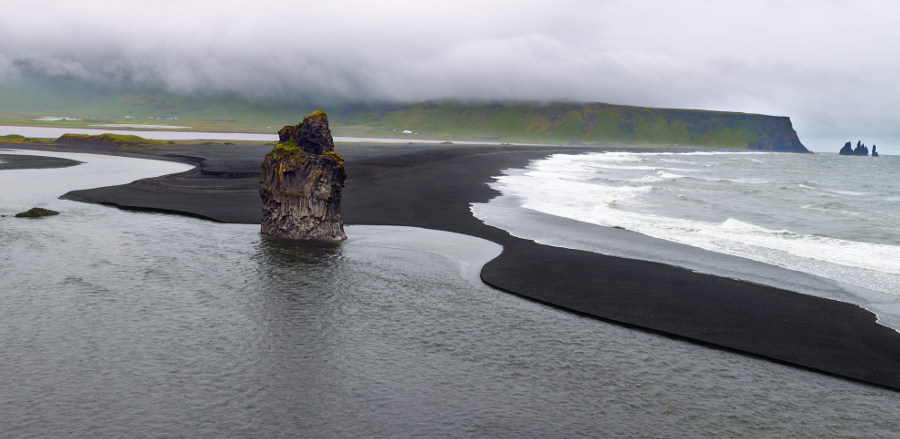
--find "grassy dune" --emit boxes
[0,134,44,144]
[53,133,164,149]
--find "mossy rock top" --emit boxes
[276,110,334,155]
[308,110,327,120]
[264,142,344,168]
[265,141,306,161]
[15,207,60,218]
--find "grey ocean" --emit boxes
[2,149,900,438]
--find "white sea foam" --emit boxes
[636,175,663,183]
[656,171,684,179]
[474,151,900,330]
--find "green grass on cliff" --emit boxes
[340,101,797,149]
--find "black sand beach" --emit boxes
[5,142,900,391]
[0,153,81,170]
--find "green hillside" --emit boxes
[0,80,305,132]
[0,80,808,151]
[344,101,807,151]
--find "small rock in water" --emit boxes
[15,207,60,218]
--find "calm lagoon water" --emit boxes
[2,149,900,438]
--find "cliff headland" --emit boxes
[345,101,811,152]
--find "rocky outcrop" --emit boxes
[15,207,60,218]
[726,114,809,153]
[872,145,879,157]
[260,111,347,242]
[839,140,871,156]
[839,141,854,155]
[277,114,333,155]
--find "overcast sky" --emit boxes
[1,0,898,152]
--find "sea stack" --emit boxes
[260,110,347,242]
[839,141,854,155]
[839,140,872,156]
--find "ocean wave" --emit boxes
[636,175,663,183]
[515,191,900,295]
[656,171,684,179]
[801,204,862,217]
[831,189,873,197]
[487,151,900,300]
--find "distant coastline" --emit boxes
[0,83,810,151]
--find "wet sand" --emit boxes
[6,141,900,391]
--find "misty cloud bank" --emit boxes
[2,0,899,149]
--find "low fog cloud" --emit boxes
[2,0,899,149]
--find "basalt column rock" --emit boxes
[260,111,347,241]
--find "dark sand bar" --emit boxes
[7,141,900,390]
[0,153,81,170]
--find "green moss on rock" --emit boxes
[277,110,334,154]
[322,151,344,167]
[15,207,60,218]
[265,141,309,167]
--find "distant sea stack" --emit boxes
[260,111,347,242]
[839,140,871,156]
